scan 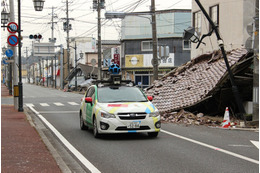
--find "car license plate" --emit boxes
[127,121,141,128]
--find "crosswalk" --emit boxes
[25,102,80,107]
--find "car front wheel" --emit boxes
[93,117,100,138]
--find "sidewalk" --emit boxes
[1,84,61,172]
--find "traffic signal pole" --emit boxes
[18,0,23,112]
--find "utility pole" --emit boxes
[48,7,57,43]
[151,0,158,81]
[74,42,77,91]
[66,0,70,77]
[97,0,102,80]
[60,45,64,89]
[48,6,57,87]
[25,47,29,83]
[62,1,73,82]
[93,0,105,80]
[9,0,18,109]
[252,0,259,121]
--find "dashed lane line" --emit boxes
[68,102,79,106]
[40,103,50,107]
[54,102,64,106]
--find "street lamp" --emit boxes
[32,0,45,11]
[183,27,200,43]
[80,52,84,59]
[1,7,9,26]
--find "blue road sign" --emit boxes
[7,35,19,47]
[5,49,13,57]
[3,59,8,65]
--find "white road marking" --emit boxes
[68,102,79,106]
[40,103,50,107]
[54,102,64,106]
[25,103,34,107]
[27,105,101,173]
[39,111,78,114]
[228,144,252,147]
[250,140,259,149]
[161,129,259,164]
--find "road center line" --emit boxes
[27,105,101,173]
[161,129,259,164]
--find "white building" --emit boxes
[191,0,256,58]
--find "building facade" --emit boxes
[120,9,191,89]
[191,0,256,58]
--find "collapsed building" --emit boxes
[145,48,254,120]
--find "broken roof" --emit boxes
[145,48,253,113]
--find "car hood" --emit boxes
[97,102,157,114]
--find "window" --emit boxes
[183,40,191,50]
[141,41,153,51]
[209,5,219,30]
[193,11,202,36]
[97,86,147,103]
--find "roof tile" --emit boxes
[145,48,250,112]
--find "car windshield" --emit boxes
[97,86,148,103]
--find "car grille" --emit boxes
[117,112,147,120]
[115,126,150,131]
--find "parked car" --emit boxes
[68,76,86,89]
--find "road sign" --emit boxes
[33,42,55,56]
[7,35,19,47]
[2,59,8,65]
[5,49,13,57]
[7,22,18,33]
[103,58,111,67]
[91,59,96,66]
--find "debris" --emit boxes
[161,109,222,126]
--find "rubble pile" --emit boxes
[160,109,222,126]
[145,48,250,113]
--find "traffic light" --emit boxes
[29,34,42,40]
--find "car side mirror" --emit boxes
[85,97,92,103]
[147,96,153,101]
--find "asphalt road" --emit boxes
[20,83,259,173]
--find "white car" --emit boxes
[79,82,161,138]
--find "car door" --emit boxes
[85,86,95,125]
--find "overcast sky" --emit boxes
[1,0,191,56]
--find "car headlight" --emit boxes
[100,111,116,118]
[149,111,160,117]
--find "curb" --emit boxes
[24,107,72,173]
